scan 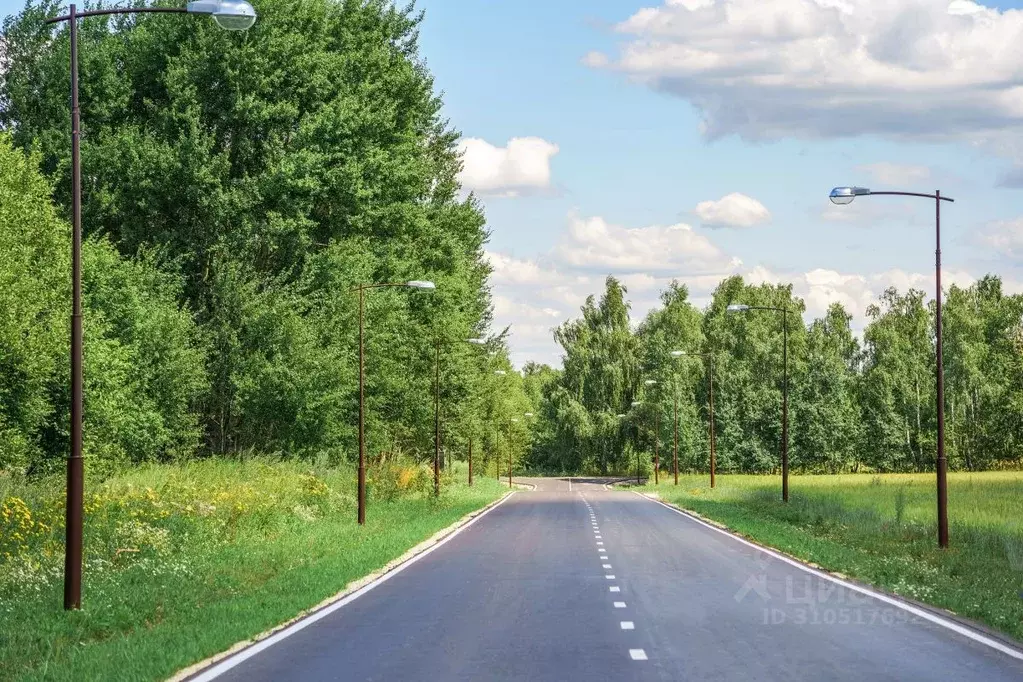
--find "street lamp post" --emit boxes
[355,280,435,527]
[669,350,684,485]
[830,186,955,548]
[45,0,257,612]
[644,380,659,484]
[494,369,507,479]
[727,304,790,502]
[465,338,494,487]
[630,401,643,485]
[679,353,717,488]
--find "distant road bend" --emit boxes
[188,477,1023,681]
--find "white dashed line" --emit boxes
[620,621,635,630]
[614,601,626,608]
[596,542,604,546]
[609,586,620,592]
[605,574,616,579]
[629,649,647,661]
[603,564,612,569]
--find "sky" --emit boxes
[6,0,1023,368]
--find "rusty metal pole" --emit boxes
[782,310,789,503]
[434,342,440,498]
[654,409,659,485]
[358,286,367,525]
[468,437,473,486]
[935,190,949,548]
[673,386,679,486]
[507,422,512,489]
[63,3,84,611]
[709,355,716,489]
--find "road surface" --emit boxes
[189,477,1023,681]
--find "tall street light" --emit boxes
[669,350,684,485]
[508,416,523,488]
[727,303,790,502]
[355,280,435,527]
[45,0,257,612]
[493,370,507,479]
[644,379,659,484]
[830,185,955,548]
[465,338,491,487]
[630,401,644,485]
[678,352,717,488]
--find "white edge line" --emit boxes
[187,492,518,681]
[633,491,1023,663]
[568,478,572,492]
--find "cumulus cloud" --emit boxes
[457,137,559,197]
[978,218,1023,258]
[585,0,1023,156]
[553,214,741,274]
[857,162,932,186]
[694,192,771,228]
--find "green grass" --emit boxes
[639,471,1023,642]
[0,458,507,681]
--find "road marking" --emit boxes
[633,491,1023,664]
[614,601,626,608]
[600,556,608,561]
[605,574,615,579]
[629,649,647,660]
[603,564,612,569]
[187,492,518,681]
[609,586,621,592]
[568,478,572,491]
[596,542,604,546]
[620,621,635,630]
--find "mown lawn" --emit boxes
[0,459,507,681]
[639,471,1023,642]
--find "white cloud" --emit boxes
[586,0,1023,157]
[856,162,932,186]
[694,192,771,228]
[457,137,559,197]
[978,218,1023,258]
[488,210,987,367]
[553,214,742,274]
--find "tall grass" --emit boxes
[0,458,505,681]
[643,472,1023,642]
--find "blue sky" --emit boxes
[415,0,1023,366]
[7,0,1023,366]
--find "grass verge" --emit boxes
[640,471,1023,643]
[0,458,506,681]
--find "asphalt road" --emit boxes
[191,478,1023,681]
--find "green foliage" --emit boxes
[0,458,507,680]
[527,272,1023,475]
[0,134,206,474]
[0,0,519,471]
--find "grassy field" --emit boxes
[639,471,1023,642]
[0,458,507,682]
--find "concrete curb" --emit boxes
[171,490,515,682]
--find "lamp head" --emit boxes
[406,280,436,290]
[631,401,642,407]
[829,186,870,205]
[494,370,507,376]
[727,304,750,313]
[186,0,257,30]
[644,379,658,385]
[524,412,534,417]
[467,338,487,345]
[669,350,684,358]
